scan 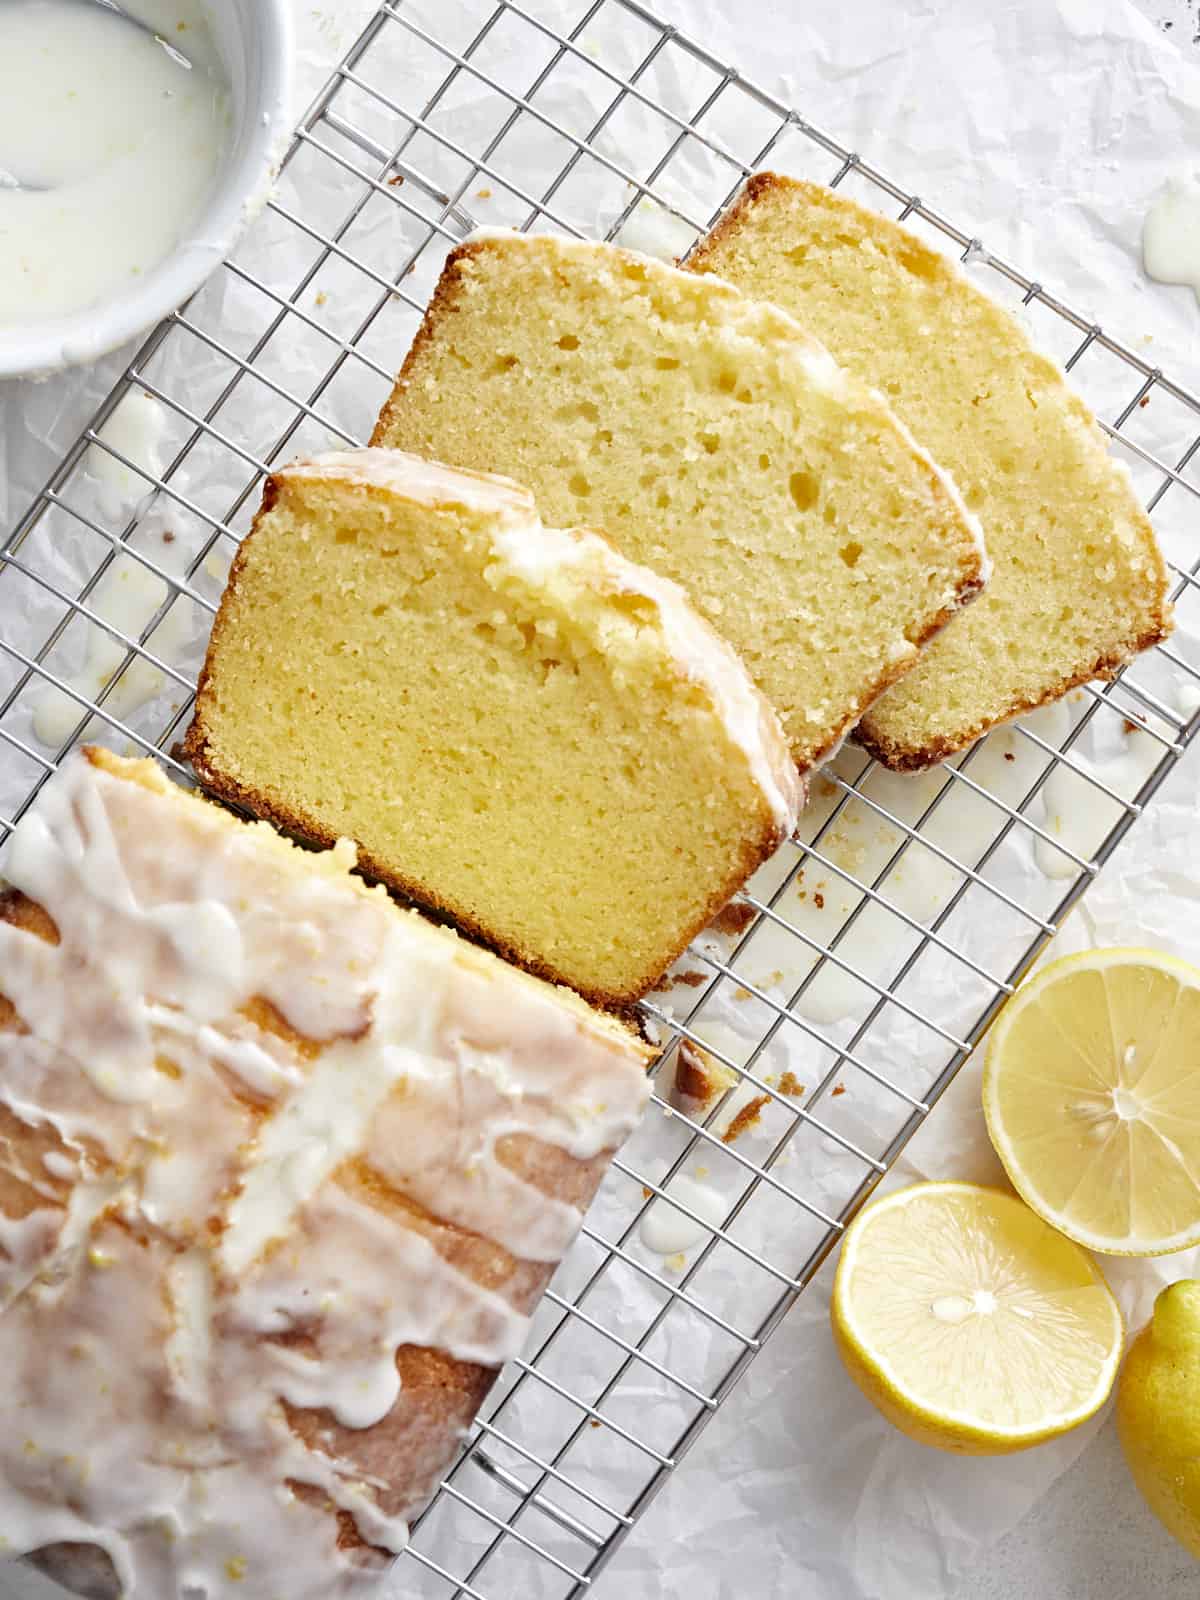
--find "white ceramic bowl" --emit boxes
[0,0,294,380]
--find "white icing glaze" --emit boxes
[87,391,169,517]
[485,511,803,832]
[32,555,194,752]
[0,752,650,1597]
[0,0,230,327]
[613,197,699,263]
[279,447,536,525]
[638,1176,725,1255]
[1034,725,1161,883]
[276,450,803,837]
[1143,175,1200,306]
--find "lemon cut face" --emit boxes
[831,1183,1123,1454]
[984,949,1200,1256]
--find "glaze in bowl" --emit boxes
[0,0,293,380]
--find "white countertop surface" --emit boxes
[1,2,1199,1599]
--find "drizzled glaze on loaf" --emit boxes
[0,749,650,1598]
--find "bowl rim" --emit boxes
[0,0,295,382]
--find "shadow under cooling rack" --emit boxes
[2,1,1200,1596]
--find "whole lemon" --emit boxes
[1117,1280,1200,1559]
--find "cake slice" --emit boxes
[688,175,1172,768]
[0,747,651,1600]
[184,449,803,1010]
[371,230,988,771]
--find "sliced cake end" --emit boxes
[688,174,1172,769]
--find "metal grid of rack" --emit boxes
[3,1,1200,1594]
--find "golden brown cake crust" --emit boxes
[689,173,1173,770]
[851,626,1170,770]
[370,240,494,452]
[183,459,797,1014]
[0,751,652,1597]
[683,171,793,272]
[371,234,989,773]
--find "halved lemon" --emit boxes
[984,948,1200,1256]
[831,1182,1123,1454]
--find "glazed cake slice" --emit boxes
[184,449,802,1009]
[0,748,652,1600]
[688,175,1172,768]
[371,230,988,771]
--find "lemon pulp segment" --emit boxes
[985,949,1200,1255]
[832,1182,1122,1453]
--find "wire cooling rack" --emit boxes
[3,1,1200,1595]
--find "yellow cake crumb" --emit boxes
[690,175,1171,768]
[373,231,986,771]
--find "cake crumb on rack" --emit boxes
[779,1071,804,1096]
[671,1040,737,1116]
[662,968,707,990]
[711,901,756,937]
[722,1095,768,1142]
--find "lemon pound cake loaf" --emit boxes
[689,175,1172,768]
[0,748,651,1600]
[371,230,988,771]
[184,449,802,1009]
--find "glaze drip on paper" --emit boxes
[1143,176,1200,307]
